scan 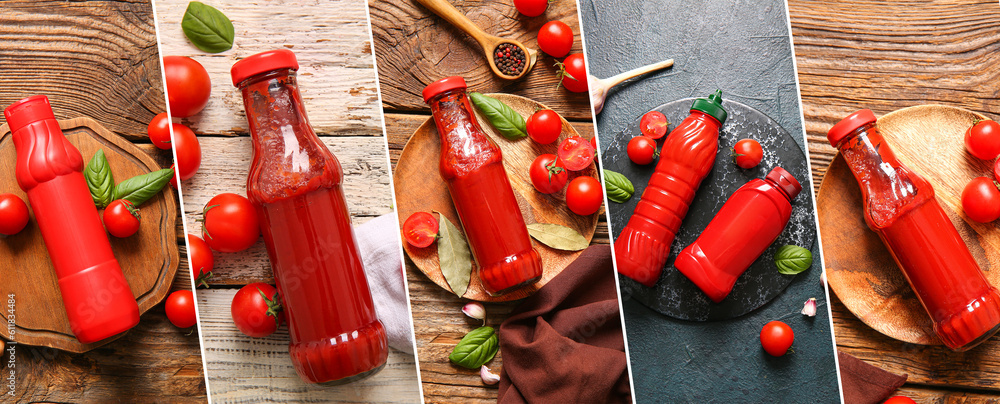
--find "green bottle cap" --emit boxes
[690,90,727,124]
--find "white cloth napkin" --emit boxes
[354,212,415,354]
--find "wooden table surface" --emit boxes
[155,0,420,402]
[370,0,603,402]
[789,0,1000,399]
[0,1,205,402]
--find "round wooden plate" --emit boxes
[395,93,599,302]
[0,118,179,353]
[818,105,997,345]
[607,99,817,321]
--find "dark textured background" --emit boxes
[581,0,840,402]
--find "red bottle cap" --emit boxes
[231,49,299,87]
[5,95,55,134]
[766,166,801,200]
[827,109,876,147]
[422,76,467,103]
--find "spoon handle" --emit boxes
[415,0,491,47]
[605,59,674,89]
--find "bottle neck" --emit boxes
[762,177,793,202]
[238,69,310,141]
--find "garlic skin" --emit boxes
[462,302,486,324]
[802,298,817,317]
[481,364,500,385]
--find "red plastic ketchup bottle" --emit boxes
[674,167,802,302]
[422,77,542,295]
[231,50,388,383]
[615,90,727,287]
[830,109,1000,351]
[5,95,139,344]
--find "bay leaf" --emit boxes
[435,211,472,297]
[526,223,588,251]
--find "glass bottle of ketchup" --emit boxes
[231,49,388,383]
[675,167,801,303]
[5,95,139,344]
[615,91,727,287]
[422,77,542,295]
[830,109,1000,351]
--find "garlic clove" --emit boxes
[802,297,817,317]
[588,75,607,114]
[462,302,486,324]
[820,271,827,289]
[481,364,500,385]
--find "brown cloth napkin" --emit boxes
[498,244,631,404]
[838,351,907,404]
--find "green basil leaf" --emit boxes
[449,326,499,369]
[435,211,472,297]
[85,150,115,209]
[113,168,175,207]
[774,245,813,275]
[469,92,527,140]
[603,169,634,204]
[181,1,235,53]
[527,223,588,251]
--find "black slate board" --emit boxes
[606,98,817,321]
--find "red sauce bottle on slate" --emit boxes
[614,90,727,287]
[422,77,542,295]
[231,49,388,383]
[674,167,802,303]
[5,95,139,344]
[830,109,1000,351]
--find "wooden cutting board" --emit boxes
[0,117,179,353]
[818,105,998,345]
[395,93,599,302]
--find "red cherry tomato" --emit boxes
[403,212,439,248]
[640,111,669,139]
[965,119,1000,160]
[513,0,547,17]
[165,290,197,329]
[557,53,588,93]
[566,176,602,215]
[232,283,283,338]
[760,320,794,356]
[995,159,1000,183]
[163,56,211,118]
[103,199,140,238]
[627,136,659,165]
[527,109,563,144]
[172,123,201,181]
[733,139,763,169]
[961,177,1000,223]
[530,154,568,194]
[590,136,597,151]
[0,194,29,236]
[537,21,573,58]
[188,234,214,288]
[883,396,916,404]
[202,193,260,253]
[558,136,596,171]
[147,113,172,150]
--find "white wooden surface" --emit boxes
[155,0,418,402]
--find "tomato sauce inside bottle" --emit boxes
[830,109,1000,351]
[423,77,542,295]
[232,49,388,383]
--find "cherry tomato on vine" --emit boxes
[965,119,1000,160]
[0,194,29,236]
[556,53,588,93]
[558,136,596,171]
[760,320,794,356]
[165,290,197,329]
[103,199,140,238]
[627,136,658,165]
[163,56,211,118]
[188,234,214,288]
[147,113,172,150]
[202,193,260,253]
[232,283,283,338]
[538,21,573,58]
[961,177,1000,223]
[513,0,547,17]
[639,111,668,139]
[883,396,916,404]
[566,176,602,215]
[530,154,568,194]
[173,123,201,181]
[403,212,439,248]
[733,139,763,169]
[527,109,563,144]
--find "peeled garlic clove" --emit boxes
[802,297,817,317]
[481,364,500,385]
[462,302,485,323]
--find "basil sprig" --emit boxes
[113,168,175,206]
[603,169,634,204]
[85,150,115,208]
[449,326,499,369]
[774,245,813,275]
[469,92,528,140]
[181,1,235,53]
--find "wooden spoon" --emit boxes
[589,59,674,114]
[415,0,537,80]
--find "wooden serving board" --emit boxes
[395,93,599,302]
[0,117,179,353]
[818,105,997,345]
